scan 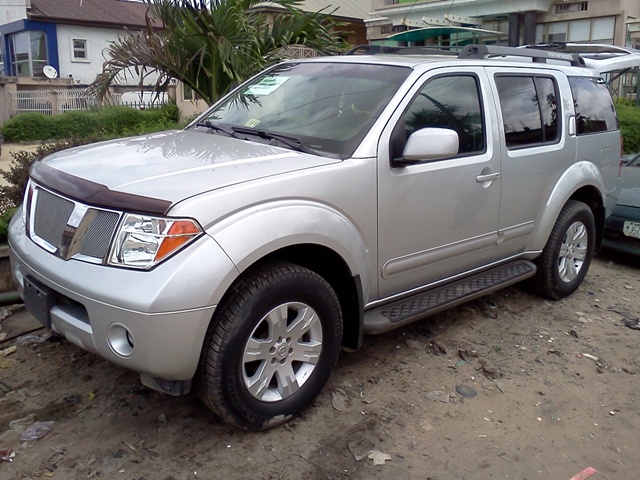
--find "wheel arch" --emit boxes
[568,185,605,252]
[531,161,606,252]
[262,245,364,351]
[206,202,372,351]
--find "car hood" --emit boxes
[34,130,340,210]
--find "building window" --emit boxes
[555,2,588,14]
[548,33,567,42]
[536,16,615,44]
[72,39,88,61]
[182,83,201,101]
[182,83,194,101]
[9,30,48,77]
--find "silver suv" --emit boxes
[9,45,630,430]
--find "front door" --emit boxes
[377,67,502,299]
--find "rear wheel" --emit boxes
[196,261,342,430]
[532,200,595,299]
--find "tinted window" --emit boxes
[495,75,560,148]
[536,78,559,142]
[569,77,618,134]
[402,75,485,156]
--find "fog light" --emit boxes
[108,324,135,357]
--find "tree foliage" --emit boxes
[91,0,348,104]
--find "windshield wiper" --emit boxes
[193,120,242,139]
[230,126,338,158]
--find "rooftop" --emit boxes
[29,0,153,29]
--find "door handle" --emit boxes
[476,172,500,182]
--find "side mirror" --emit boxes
[399,128,459,164]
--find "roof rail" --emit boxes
[346,44,458,57]
[458,44,586,67]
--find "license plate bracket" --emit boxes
[623,220,640,240]
[23,276,56,328]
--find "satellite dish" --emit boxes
[43,65,58,79]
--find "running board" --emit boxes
[363,260,536,334]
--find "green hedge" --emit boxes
[1,103,180,142]
[616,100,640,154]
[0,208,17,243]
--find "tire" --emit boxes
[531,200,595,300]
[196,261,342,430]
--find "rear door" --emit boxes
[486,68,577,259]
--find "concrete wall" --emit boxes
[0,77,17,126]
[55,24,158,87]
[0,0,28,24]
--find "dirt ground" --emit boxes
[1,249,639,480]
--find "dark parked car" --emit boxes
[604,153,640,255]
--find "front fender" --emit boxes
[206,200,373,302]
[530,161,605,250]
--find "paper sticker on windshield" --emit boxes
[246,76,290,96]
[244,119,260,128]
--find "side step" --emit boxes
[363,260,536,334]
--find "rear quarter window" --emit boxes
[568,77,618,134]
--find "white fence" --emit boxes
[280,45,321,59]
[9,89,166,116]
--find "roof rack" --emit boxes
[345,44,586,67]
[458,44,586,67]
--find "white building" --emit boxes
[367,0,640,49]
[0,0,156,85]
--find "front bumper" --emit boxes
[9,213,238,384]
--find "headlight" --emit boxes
[109,214,202,269]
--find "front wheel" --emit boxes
[196,261,342,430]
[531,200,595,299]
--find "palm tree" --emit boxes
[91,0,348,105]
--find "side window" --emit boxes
[568,77,618,134]
[495,75,560,148]
[401,75,485,156]
[71,39,88,61]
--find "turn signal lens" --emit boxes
[155,221,202,262]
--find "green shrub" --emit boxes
[615,100,640,154]
[53,110,99,138]
[96,105,145,134]
[1,113,55,142]
[179,112,202,128]
[1,103,180,142]
[0,208,17,243]
[0,138,98,210]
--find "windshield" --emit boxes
[192,62,411,158]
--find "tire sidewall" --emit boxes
[219,271,341,429]
[548,204,595,298]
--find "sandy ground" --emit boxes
[0,249,639,480]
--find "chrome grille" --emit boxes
[30,185,122,263]
[33,188,75,248]
[79,210,120,259]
